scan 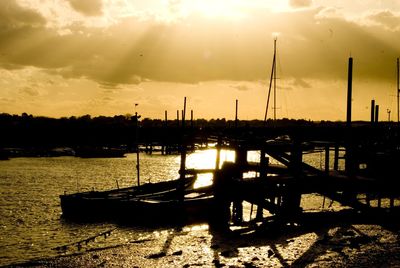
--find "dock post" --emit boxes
[190,110,193,128]
[345,57,356,176]
[375,105,379,123]
[371,100,375,124]
[256,148,267,220]
[390,194,395,209]
[333,143,339,171]
[232,147,246,224]
[235,99,238,129]
[366,193,370,206]
[215,136,221,170]
[325,144,330,175]
[346,57,353,128]
[211,164,233,232]
[162,110,168,155]
[281,137,302,220]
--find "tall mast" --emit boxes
[134,103,140,187]
[397,57,399,124]
[264,38,277,122]
[273,38,277,121]
[178,97,187,202]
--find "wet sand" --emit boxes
[10,219,400,268]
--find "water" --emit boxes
[0,149,331,266]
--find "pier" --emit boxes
[177,123,400,229]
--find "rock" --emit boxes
[211,244,220,249]
[212,259,224,267]
[244,262,257,268]
[267,249,275,257]
[146,252,166,259]
[172,250,183,256]
[342,230,355,237]
[220,249,238,257]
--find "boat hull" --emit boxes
[60,177,214,224]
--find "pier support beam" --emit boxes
[281,138,302,220]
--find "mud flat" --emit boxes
[9,220,400,268]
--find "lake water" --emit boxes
[0,149,329,266]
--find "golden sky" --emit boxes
[0,0,399,121]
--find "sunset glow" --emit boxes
[1,0,399,121]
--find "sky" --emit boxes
[0,0,399,121]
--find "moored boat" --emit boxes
[60,176,214,224]
[74,146,126,158]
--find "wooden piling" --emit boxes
[324,145,330,175]
[346,57,353,128]
[333,143,339,171]
[371,99,375,124]
[235,99,238,129]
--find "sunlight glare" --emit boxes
[188,149,235,188]
[179,0,247,19]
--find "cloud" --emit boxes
[231,84,250,91]
[0,2,399,88]
[293,78,311,88]
[19,87,40,96]
[0,97,17,104]
[66,0,103,16]
[289,0,313,8]
[365,10,400,31]
[0,0,45,28]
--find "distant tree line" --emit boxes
[0,112,369,148]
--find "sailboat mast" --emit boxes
[135,111,140,186]
[273,38,277,121]
[178,97,187,203]
[397,57,399,124]
[264,38,277,122]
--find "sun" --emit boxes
[179,0,247,19]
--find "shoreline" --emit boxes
[7,219,400,268]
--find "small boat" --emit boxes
[0,149,9,160]
[74,146,126,158]
[60,176,214,224]
[61,102,213,224]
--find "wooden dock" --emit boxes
[177,126,400,228]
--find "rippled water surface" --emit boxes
[0,153,185,266]
[0,149,331,266]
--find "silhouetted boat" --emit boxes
[60,176,213,224]
[74,147,126,158]
[0,149,9,160]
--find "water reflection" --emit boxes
[0,148,331,266]
[187,149,235,188]
[187,149,266,188]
